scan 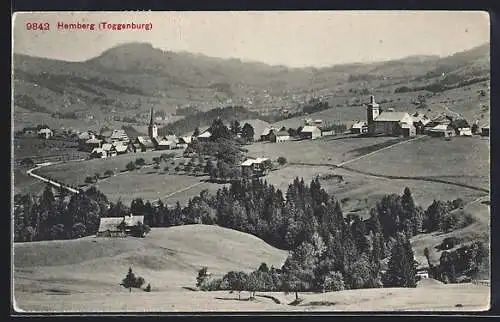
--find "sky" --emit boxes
[12,11,490,68]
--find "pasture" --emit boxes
[246,136,404,166]
[344,136,489,191]
[95,168,224,206]
[264,165,486,219]
[13,226,489,312]
[33,150,185,187]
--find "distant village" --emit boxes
[17,95,489,166]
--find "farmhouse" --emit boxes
[153,135,178,150]
[177,136,192,148]
[351,121,368,134]
[135,136,155,152]
[416,267,430,280]
[273,130,291,143]
[85,138,103,152]
[458,127,473,136]
[113,143,128,154]
[366,96,416,137]
[300,125,322,140]
[109,129,130,144]
[260,127,277,141]
[428,124,456,138]
[241,157,272,177]
[197,131,212,142]
[96,214,145,237]
[38,128,53,139]
[21,127,38,137]
[90,147,107,159]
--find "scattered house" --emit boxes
[96,214,146,238]
[197,131,212,142]
[177,136,192,149]
[416,266,430,280]
[458,127,473,137]
[101,143,117,157]
[305,119,323,127]
[38,128,53,139]
[300,125,322,140]
[135,136,155,152]
[109,129,130,144]
[260,127,277,141]
[428,124,456,138]
[320,129,336,137]
[90,147,107,159]
[96,217,125,237]
[152,136,178,150]
[351,121,368,134]
[21,127,38,137]
[273,130,291,143]
[240,157,272,177]
[113,143,128,155]
[411,113,431,134]
[85,138,103,152]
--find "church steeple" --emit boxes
[148,108,158,139]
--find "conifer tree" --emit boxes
[384,234,417,287]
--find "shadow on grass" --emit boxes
[306,301,337,307]
[182,286,198,292]
[215,297,254,302]
[255,294,281,304]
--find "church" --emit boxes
[366,95,416,137]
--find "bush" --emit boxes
[438,237,461,250]
[121,267,146,292]
[277,156,287,166]
[199,278,223,291]
[126,161,136,171]
[439,210,475,233]
[322,271,345,292]
[84,176,95,184]
[144,283,151,292]
[135,158,146,167]
[104,169,114,177]
[164,166,169,172]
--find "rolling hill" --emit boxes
[13,42,489,132]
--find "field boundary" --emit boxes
[339,165,489,193]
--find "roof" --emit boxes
[98,217,124,232]
[165,135,179,143]
[114,144,128,152]
[374,112,411,122]
[301,125,321,133]
[38,128,52,134]
[180,136,192,144]
[197,131,212,138]
[100,130,112,138]
[123,214,145,226]
[102,143,113,151]
[261,127,276,136]
[91,148,105,154]
[86,138,102,144]
[430,124,452,131]
[276,130,290,136]
[110,129,129,140]
[351,121,367,129]
[136,136,155,148]
[241,159,255,166]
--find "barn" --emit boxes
[96,217,126,237]
[300,126,322,140]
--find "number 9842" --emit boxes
[26,23,50,31]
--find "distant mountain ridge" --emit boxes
[13,42,489,129]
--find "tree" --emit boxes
[471,123,479,135]
[135,158,146,167]
[384,234,417,288]
[258,262,270,273]
[224,271,248,300]
[144,283,151,292]
[322,271,345,292]
[241,123,255,142]
[401,187,417,235]
[246,271,264,299]
[122,267,136,292]
[126,161,136,171]
[208,118,231,141]
[193,127,200,137]
[277,157,287,166]
[72,222,86,239]
[197,267,210,288]
[230,120,241,136]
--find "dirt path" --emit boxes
[26,162,81,194]
[160,181,206,200]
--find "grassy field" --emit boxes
[13,168,48,196]
[264,165,486,219]
[33,150,185,187]
[344,136,489,190]
[13,225,489,312]
[95,168,224,206]
[246,136,404,165]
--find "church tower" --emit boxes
[366,95,380,134]
[148,108,158,139]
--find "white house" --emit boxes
[351,121,368,134]
[300,125,322,140]
[274,130,291,143]
[458,127,473,136]
[38,128,53,139]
